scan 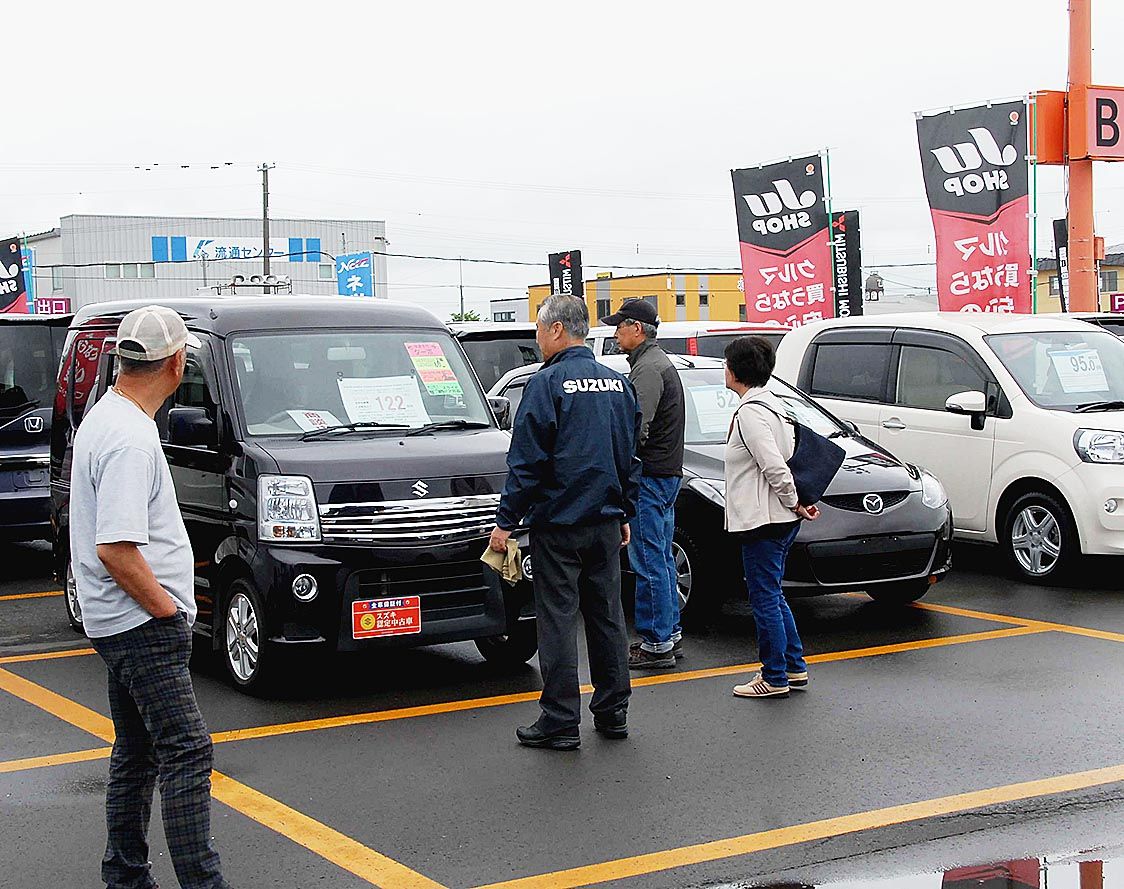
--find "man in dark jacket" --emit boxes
[490,294,642,750]
[602,299,686,670]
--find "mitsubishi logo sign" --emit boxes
[24,416,44,434]
[412,480,429,498]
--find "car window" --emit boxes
[694,332,785,359]
[896,345,987,411]
[0,324,60,420]
[458,336,541,391]
[230,330,492,435]
[157,346,218,443]
[660,337,688,354]
[678,367,844,445]
[502,382,526,417]
[809,342,890,402]
[987,328,1124,411]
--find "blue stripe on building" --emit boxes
[305,238,321,263]
[170,237,188,262]
[288,237,304,262]
[151,237,169,263]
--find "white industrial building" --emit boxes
[489,297,529,322]
[25,214,388,312]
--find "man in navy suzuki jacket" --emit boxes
[490,294,642,750]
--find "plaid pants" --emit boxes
[90,613,229,889]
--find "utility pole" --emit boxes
[458,256,465,318]
[1068,0,1096,311]
[259,162,275,293]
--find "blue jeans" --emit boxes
[741,524,807,686]
[633,474,682,653]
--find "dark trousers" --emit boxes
[741,523,807,686]
[531,520,632,732]
[90,613,229,889]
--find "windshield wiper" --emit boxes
[1074,400,1124,413]
[405,419,491,437]
[299,421,410,441]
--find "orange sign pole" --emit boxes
[1068,0,1097,311]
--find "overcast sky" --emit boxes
[6,0,1124,317]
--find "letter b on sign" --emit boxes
[1088,88,1124,159]
[1097,98,1120,148]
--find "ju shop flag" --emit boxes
[916,101,1030,313]
[732,155,834,328]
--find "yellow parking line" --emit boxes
[914,601,1124,643]
[473,763,1124,889]
[0,666,445,888]
[0,647,95,666]
[211,772,446,888]
[0,746,113,774]
[0,590,63,601]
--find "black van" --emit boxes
[51,296,534,691]
[0,314,69,542]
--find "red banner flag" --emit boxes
[732,155,834,328]
[916,101,1031,313]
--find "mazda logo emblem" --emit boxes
[862,493,884,515]
[412,480,429,498]
[24,416,44,434]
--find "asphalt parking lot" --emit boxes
[2,541,1122,888]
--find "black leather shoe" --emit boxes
[593,710,628,739]
[516,724,580,750]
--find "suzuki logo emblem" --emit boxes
[24,416,44,434]
[412,480,429,498]
[862,494,884,515]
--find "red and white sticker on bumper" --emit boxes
[351,596,422,639]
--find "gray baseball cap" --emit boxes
[114,305,201,361]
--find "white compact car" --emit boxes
[774,312,1124,582]
[586,320,787,358]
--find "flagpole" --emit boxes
[1031,94,1039,314]
[823,148,834,311]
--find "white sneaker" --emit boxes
[733,673,790,698]
[787,671,809,689]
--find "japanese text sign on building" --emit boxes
[916,101,1031,313]
[731,154,834,328]
[335,251,376,298]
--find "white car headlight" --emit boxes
[686,477,726,507]
[920,470,948,509]
[1074,429,1124,464]
[259,475,321,542]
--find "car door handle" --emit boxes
[881,418,906,430]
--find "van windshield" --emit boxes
[987,329,1124,411]
[679,367,844,445]
[0,325,63,419]
[230,330,492,436]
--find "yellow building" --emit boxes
[527,272,747,325]
[1035,247,1124,312]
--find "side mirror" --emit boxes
[945,390,987,431]
[168,407,216,448]
[845,420,861,436]
[488,396,512,431]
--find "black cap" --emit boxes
[599,299,659,327]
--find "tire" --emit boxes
[64,559,86,635]
[867,580,931,605]
[220,580,275,693]
[1003,491,1077,584]
[673,525,722,626]
[475,619,538,668]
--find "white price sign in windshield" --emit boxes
[337,376,432,427]
[1049,348,1110,394]
[689,385,740,435]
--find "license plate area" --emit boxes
[351,596,422,639]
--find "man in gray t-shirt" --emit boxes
[71,305,230,889]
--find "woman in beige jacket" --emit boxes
[723,337,819,699]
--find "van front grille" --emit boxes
[319,494,500,545]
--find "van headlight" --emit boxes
[259,475,321,542]
[1074,429,1124,464]
[686,477,726,507]
[920,470,948,509]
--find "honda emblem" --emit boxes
[24,416,44,434]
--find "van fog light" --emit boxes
[1105,499,1119,515]
[292,574,318,602]
[521,556,534,581]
